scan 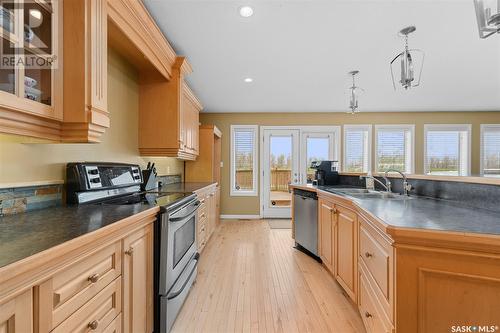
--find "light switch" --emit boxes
[220,161,224,167]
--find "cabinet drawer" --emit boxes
[38,241,122,330]
[359,270,393,333]
[359,222,391,300]
[102,313,122,333]
[52,277,122,333]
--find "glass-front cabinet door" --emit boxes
[0,0,61,119]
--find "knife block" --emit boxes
[141,169,157,191]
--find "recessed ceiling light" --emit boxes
[239,6,254,18]
[244,78,253,83]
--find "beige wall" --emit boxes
[200,112,500,216]
[0,48,183,185]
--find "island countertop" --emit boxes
[291,184,500,238]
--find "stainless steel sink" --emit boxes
[349,192,414,200]
[326,188,413,200]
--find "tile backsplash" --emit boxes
[0,185,63,216]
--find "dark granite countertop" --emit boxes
[294,184,500,236]
[0,204,157,269]
[158,182,217,193]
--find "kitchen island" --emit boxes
[290,183,500,333]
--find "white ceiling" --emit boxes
[143,0,500,113]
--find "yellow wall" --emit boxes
[0,48,183,185]
[200,112,500,216]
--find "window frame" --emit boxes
[230,125,259,197]
[423,124,472,176]
[480,124,500,177]
[374,124,415,174]
[343,124,372,173]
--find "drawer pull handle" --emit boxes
[125,247,134,256]
[364,312,372,318]
[88,273,100,283]
[88,320,99,330]
[365,252,373,258]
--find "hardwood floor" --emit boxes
[172,219,366,333]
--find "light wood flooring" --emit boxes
[172,219,366,333]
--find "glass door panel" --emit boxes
[300,132,336,184]
[262,129,299,218]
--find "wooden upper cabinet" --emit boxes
[62,0,109,142]
[185,125,222,183]
[139,57,202,160]
[0,0,63,140]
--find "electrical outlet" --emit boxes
[220,161,224,167]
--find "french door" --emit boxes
[262,129,300,218]
[261,126,340,218]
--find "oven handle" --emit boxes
[169,201,200,222]
[166,253,199,300]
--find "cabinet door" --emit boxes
[192,107,200,154]
[209,189,217,235]
[319,199,335,273]
[0,290,32,333]
[123,225,154,333]
[335,205,358,302]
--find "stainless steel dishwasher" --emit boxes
[293,189,319,258]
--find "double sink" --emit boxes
[324,187,414,200]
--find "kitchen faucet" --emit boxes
[359,174,390,192]
[384,169,412,196]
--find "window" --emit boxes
[424,124,471,176]
[481,125,500,178]
[343,125,372,173]
[230,125,258,196]
[375,125,414,174]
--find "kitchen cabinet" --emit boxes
[335,204,358,302]
[122,225,154,333]
[0,0,111,142]
[139,57,202,160]
[195,184,218,253]
[0,208,157,333]
[0,0,63,140]
[318,198,335,273]
[0,289,32,333]
[185,125,222,184]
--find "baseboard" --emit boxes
[220,214,261,220]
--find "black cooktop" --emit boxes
[99,191,192,207]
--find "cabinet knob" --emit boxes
[365,252,373,258]
[87,273,100,283]
[125,247,134,256]
[329,207,337,213]
[364,311,372,318]
[88,320,99,330]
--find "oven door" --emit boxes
[159,199,199,295]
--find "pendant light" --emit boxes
[474,0,500,38]
[347,70,364,114]
[390,26,425,90]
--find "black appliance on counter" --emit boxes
[310,160,339,185]
[66,162,200,333]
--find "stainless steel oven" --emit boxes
[158,194,200,333]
